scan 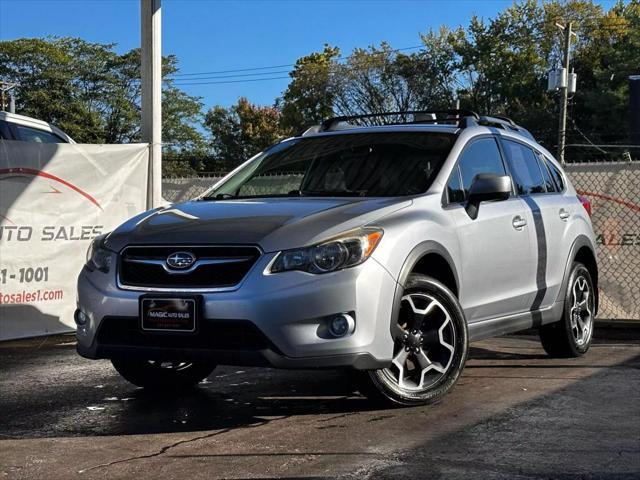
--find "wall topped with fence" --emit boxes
[162,176,221,203]
[163,160,640,321]
[565,161,639,321]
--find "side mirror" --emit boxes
[465,174,512,220]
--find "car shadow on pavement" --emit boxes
[1,331,638,441]
[361,351,640,479]
[104,372,372,436]
[0,353,377,439]
[468,346,550,360]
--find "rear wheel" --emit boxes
[539,262,595,358]
[357,274,468,406]
[111,358,216,390]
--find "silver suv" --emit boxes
[76,111,598,406]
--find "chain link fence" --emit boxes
[162,159,640,321]
[564,160,640,321]
[162,175,222,203]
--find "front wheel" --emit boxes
[539,262,595,358]
[111,358,216,390]
[357,274,469,406]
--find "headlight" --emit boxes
[270,228,383,274]
[85,234,112,273]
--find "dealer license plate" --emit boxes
[140,297,197,332]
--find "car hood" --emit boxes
[104,197,412,253]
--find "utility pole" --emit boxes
[630,75,640,147]
[141,0,162,209]
[556,22,573,164]
[0,81,18,112]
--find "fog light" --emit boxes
[74,309,88,326]
[328,313,355,338]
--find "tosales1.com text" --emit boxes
[0,289,64,304]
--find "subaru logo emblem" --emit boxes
[166,251,196,270]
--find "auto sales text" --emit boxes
[0,225,104,242]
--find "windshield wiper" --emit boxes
[199,193,236,201]
[299,190,364,197]
[201,191,304,201]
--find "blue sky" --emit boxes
[0,0,618,109]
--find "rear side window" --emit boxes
[0,120,12,140]
[503,140,546,195]
[447,137,506,203]
[14,125,66,144]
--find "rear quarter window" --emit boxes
[535,152,558,193]
[545,157,566,192]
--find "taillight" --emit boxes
[578,194,592,217]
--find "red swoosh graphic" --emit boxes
[0,213,14,225]
[577,190,640,214]
[0,167,102,210]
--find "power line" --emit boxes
[170,75,291,86]
[169,63,295,77]
[568,115,607,154]
[170,69,292,82]
[167,45,423,78]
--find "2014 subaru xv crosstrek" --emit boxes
[76,110,598,406]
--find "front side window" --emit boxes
[446,165,464,203]
[447,137,506,203]
[205,132,456,199]
[503,140,546,195]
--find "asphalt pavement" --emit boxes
[1,328,639,479]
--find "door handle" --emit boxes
[559,209,570,220]
[512,215,527,230]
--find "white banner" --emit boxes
[0,142,149,340]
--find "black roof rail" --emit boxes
[478,115,534,139]
[301,110,535,140]
[319,110,480,132]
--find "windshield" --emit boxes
[203,131,456,199]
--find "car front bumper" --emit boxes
[76,252,398,369]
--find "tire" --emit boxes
[356,274,469,406]
[539,262,595,358]
[111,358,216,390]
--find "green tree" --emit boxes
[279,45,340,133]
[450,1,555,139]
[0,37,206,151]
[445,0,635,151]
[204,97,285,169]
[566,0,640,145]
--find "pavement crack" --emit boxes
[77,428,234,474]
[367,415,395,423]
[318,411,359,423]
[77,418,274,474]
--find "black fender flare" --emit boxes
[389,240,460,339]
[558,234,599,314]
